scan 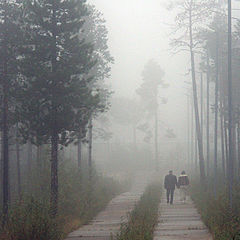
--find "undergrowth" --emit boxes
[115,182,161,240]
[0,157,130,240]
[190,178,240,240]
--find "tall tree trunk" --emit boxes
[187,95,190,164]
[220,100,226,177]
[50,0,59,217]
[233,124,237,177]
[238,121,240,178]
[200,72,203,138]
[0,131,2,200]
[27,141,32,181]
[88,117,93,178]
[37,145,42,170]
[50,130,58,217]
[214,32,219,198]
[227,0,233,208]
[189,1,205,183]
[2,0,9,227]
[16,124,21,199]
[224,112,229,175]
[191,96,194,167]
[77,135,82,170]
[155,109,159,171]
[206,51,210,178]
[195,130,198,171]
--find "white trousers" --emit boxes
[179,186,188,201]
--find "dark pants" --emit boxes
[166,188,175,204]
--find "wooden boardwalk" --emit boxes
[66,172,213,240]
[153,190,213,240]
[65,171,153,240]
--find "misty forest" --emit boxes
[1,0,240,240]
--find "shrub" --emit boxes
[5,197,63,240]
[0,157,129,240]
[115,182,161,240]
[190,178,240,240]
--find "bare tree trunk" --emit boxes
[2,0,9,226]
[214,32,219,198]
[233,124,237,177]
[195,130,198,171]
[206,51,210,178]
[220,100,226,177]
[227,0,233,208]
[224,113,229,175]
[77,135,82,170]
[37,145,42,170]
[155,110,159,171]
[187,95,190,164]
[88,117,93,178]
[0,131,2,200]
[50,0,59,217]
[27,141,32,180]
[238,121,240,178]
[189,1,205,183]
[50,130,58,217]
[191,96,194,167]
[16,124,21,199]
[201,72,203,138]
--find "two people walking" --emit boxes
[164,170,189,204]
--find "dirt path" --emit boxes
[65,171,153,240]
[153,189,213,240]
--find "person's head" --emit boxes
[169,170,173,175]
[181,170,186,175]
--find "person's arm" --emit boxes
[175,176,179,188]
[186,176,190,185]
[164,176,167,189]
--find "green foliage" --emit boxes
[115,182,161,240]
[190,178,240,240]
[5,198,63,240]
[17,0,95,145]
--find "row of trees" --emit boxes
[0,0,113,225]
[171,0,240,208]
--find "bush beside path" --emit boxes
[115,182,161,240]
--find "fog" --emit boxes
[87,0,191,174]
[2,0,240,238]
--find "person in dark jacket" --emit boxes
[164,170,178,204]
[177,170,190,203]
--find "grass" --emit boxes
[190,177,240,240]
[115,182,162,240]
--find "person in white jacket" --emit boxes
[177,170,190,203]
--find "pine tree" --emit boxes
[0,0,23,226]
[169,0,217,184]
[136,60,166,171]
[17,0,97,217]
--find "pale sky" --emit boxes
[89,0,188,96]
[88,0,190,140]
